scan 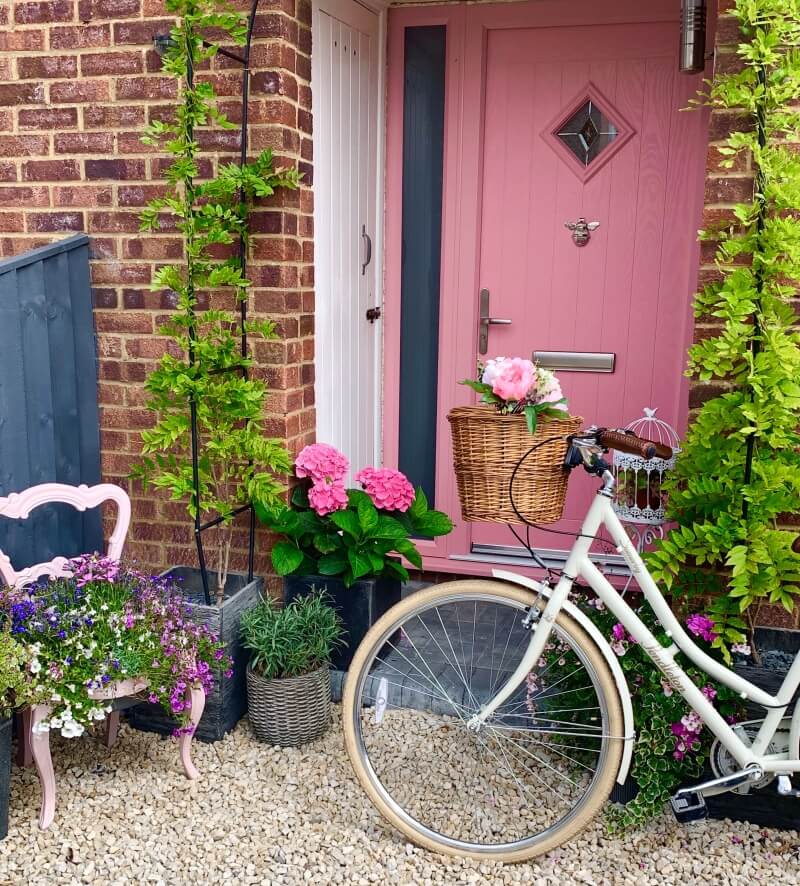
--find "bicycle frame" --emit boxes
[471,479,800,776]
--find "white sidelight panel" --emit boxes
[313,0,383,478]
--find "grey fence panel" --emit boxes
[0,234,102,570]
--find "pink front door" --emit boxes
[384,1,711,571]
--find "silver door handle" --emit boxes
[478,288,512,355]
[361,225,372,276]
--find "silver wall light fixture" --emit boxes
[680,0,707,74]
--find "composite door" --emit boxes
[313,0,381,478]
[452,4,710,562]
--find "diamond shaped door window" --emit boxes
[542,84,635,182]
[557,101,618,167]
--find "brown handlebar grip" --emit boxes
[598,429,673,460]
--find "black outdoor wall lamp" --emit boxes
[680,0,707,74]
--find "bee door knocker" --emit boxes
[564,218,600,247]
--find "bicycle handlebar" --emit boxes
[596,428,673,461]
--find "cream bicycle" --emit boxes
[342,427,800,862]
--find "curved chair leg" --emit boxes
[30,705,56,830]
[103,711,120,749]
[179,688,205,780]
[16,708,33,768]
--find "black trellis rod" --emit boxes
[742,65,768,520]
[187,0,263,603]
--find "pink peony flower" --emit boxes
[481,357,507,387]
[491,357,536,403]
[295,443,349,484]
[308,480,348,516]
[356,467,415,512]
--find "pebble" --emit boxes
[0,709,796,885]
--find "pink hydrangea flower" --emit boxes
[491,357,536,403]
[308,480,348,516]
[534,367,568,411]
[295,443,349,484]
[356,467,415,512]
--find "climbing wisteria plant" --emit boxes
[648,0,800,653]
[133,0,299,600]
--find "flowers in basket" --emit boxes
[256,444,454,587]
[0,555,231,739]
[461,356,569,432]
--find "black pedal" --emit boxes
[670,791,708,823]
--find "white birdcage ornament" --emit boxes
[612,407,680,551]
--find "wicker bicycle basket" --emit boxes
[447,406,582,524]
[246,665,331,747]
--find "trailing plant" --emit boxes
[461,357,569,433]
[0,554,231,738]
[257,444,454,586]
[541,591,744,832]
[133,0,300,601]
[648,0,800,654]
[240,591,345,679]
[0,624,38,717]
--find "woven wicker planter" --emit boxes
[246,665,331,747]
[448,406,582,524]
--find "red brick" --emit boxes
[116,77,177,101]
[81,51,143,76]
[85,158,146,180]
[18,55,78,80]
[0,83,45,106]
[51,80,109,103]
[0,136,49,157]
[117,184,169,207]
[14,1,74,24]
[18,107,78,130]
[0,213,24,232]
[54,185,113,207]
[50,23,110,48]
[117,132,159,154]
[55,132,113,154]
[23,159,81,181]
[0,186,49,208]
[78,0,140,19]
[0,163,16,183]
[704,175,755,205]
[99,407,155,429]
[27,211,84,233]
[113,19,174,46]
[91,262,151,284]
[88,211,143,233]
[83,105,144,129]
[0,28,45,50]
[88,238,117,259]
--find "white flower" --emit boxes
[731,643,751,656]
[61,720,85,739]
[29,658,42,675]
[660,678,674,697]
[50,692,61,703]
[32,721,51,734]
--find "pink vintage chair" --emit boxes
[0,483,205,830]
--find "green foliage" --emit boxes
[257,485,454,587]
[649,0,800,651]
[240,591,345,679]
[553,593,743,832]
[133,1,301,592]
[0,625,38,717]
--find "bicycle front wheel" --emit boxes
[343,580,624,862]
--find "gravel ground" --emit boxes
[0,708,798,886]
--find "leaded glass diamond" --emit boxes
[557,100,618,167]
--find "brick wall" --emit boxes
[0,0,315,579]
[692,0,797,630]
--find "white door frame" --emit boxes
[311,0,388,468]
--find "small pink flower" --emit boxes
[661,678,674,697]
[491,357,536,403]
[308,480,349,516]
[611,623,626,642]
[295,443,349,484]
[701,684,717,701]
[356,467,415,512]
[687,613,717,643]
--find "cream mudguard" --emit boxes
[492,569,636,784]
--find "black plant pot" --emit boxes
[129,567,264,743]
[284,572,402,671]
[0,717,10,840]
